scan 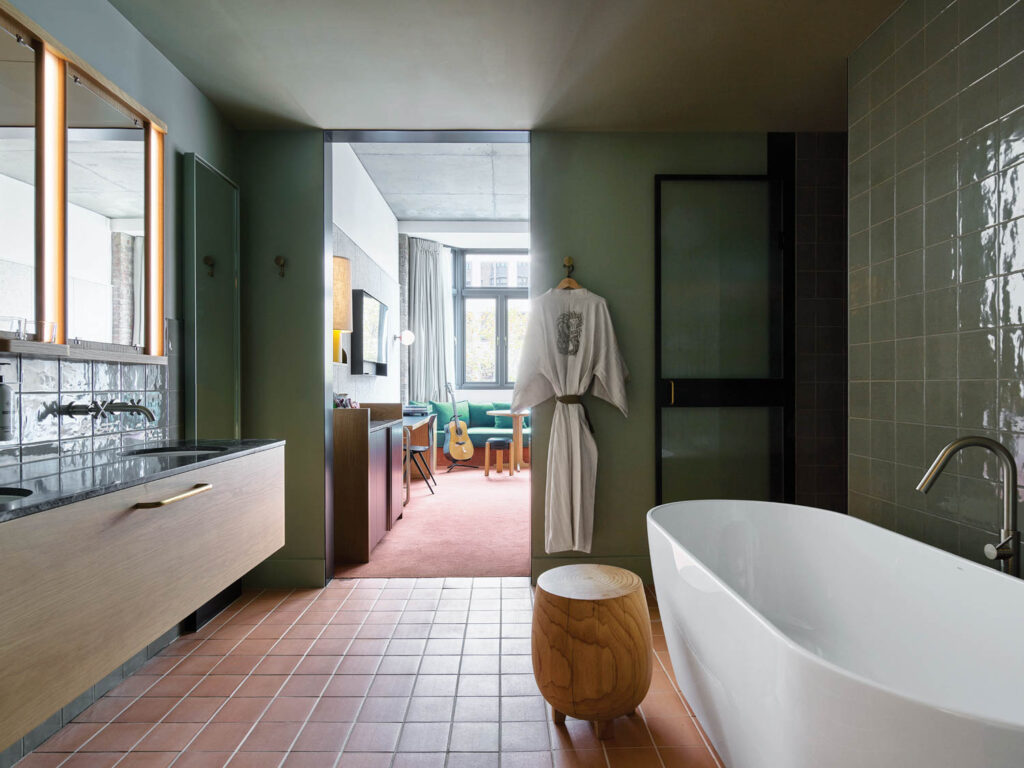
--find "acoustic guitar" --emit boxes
[442,383,474,463]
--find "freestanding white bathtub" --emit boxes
[648,499,1024,768]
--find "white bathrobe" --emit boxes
[511,288,629,553]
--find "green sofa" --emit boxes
[416,399,531,449]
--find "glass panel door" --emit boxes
[656,172,792,504]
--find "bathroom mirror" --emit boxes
[65,68,146,348]
[183,153,240,439]
[0,20,36,334]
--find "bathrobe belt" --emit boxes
[555,394,594,433]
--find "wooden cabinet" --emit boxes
[0,445,285,752]
[332,409,403,564]
[387,424,404,529]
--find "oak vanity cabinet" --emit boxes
[0,446,285,751]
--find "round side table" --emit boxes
[531,564,653,739]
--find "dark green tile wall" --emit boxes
[848,0,1024,564]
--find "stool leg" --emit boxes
[551,706,565,725]
[497,450,503,475]
[593,720,613,740]
[484,443,490,477]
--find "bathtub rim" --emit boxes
[647,499,1024,734]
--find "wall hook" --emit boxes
[563,257,575,279]
[203,255,215,277]
[274,256,287,277]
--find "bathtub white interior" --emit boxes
[647,501,1024,728]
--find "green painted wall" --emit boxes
[237,131,332,588]
[528,132,767,581]
[10,0,238,319]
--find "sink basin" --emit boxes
[122,446,229,458]
[0,487,32,504]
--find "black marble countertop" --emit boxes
[0,439,285,524]
[369,419,402,432]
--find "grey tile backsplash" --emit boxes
[848,0,1024,565]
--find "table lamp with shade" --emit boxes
[332,256,351,363]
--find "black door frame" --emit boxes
[654,134,796,504]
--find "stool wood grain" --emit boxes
[531,564,653,739]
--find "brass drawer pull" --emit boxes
[134,483,213,509]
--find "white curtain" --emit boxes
[408,237,452,402]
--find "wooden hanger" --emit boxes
[556,257,581,290]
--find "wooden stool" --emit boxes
[484,437,511,477]
[531,564,652,740]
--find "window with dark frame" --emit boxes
[454,249,530,388]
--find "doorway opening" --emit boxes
[327,131,532,578]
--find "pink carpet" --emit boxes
[334,466,531,578]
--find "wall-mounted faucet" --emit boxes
[56,399,156,422]
[916,436,1019,577]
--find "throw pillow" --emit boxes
[469,402,496,428]
[429,400,453,428]
[492,401,513,428]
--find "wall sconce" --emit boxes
[332,256,352,363]
[394,330,415,346]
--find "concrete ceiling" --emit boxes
[0,137,145,219]
[351,142,528,220]
[107,0,899,131]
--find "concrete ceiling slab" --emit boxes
[106,0,900,131]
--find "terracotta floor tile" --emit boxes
[225,751,287,767]
[164,697,226,723]
[261,697,317,722]
[192,675,246,697]
[357,696,410,723]
[605,747,664,767]
[234,676,287,697]
[336,752,393,767]
[551,749,607,768]
[37,723,103,752]
[396,721,450,752]
[80,722,150,751]
[211,697,271,723]
[211,656,261,676]
[145,675,202,697]
[281,751,342,767]
[238,721,302,751]
[195,639,239,655]
[189,722,252,752]
[61,752,122,768]
[116,698,180,724]
[453,696,498,723]
[173,751,232,768]
[392,753,446,767]
[117,751,177,767]
[404,696,453,722]
[643,716,703,747]
[135,722,203,752]
[74,697,133,723]
[501,721,550,751]
[445,754,499,768]
[368,674,416,697]
[309,697,362,722]
[336,656,381,675]
[268,638,314,656]
[292,721,350,752]
[599,716,654,748]
[548,721,602,752]
[500,752,554,768]
[324,674,373,697]
[172,657,221,676]
[12,754,66,768]
[448,721,499,752]
[639,692,689,720]
[294,655,342,674]
[343,721,402,752]
[107,676,160,697]
[501,696,546,722]
[280,675,330,697]
[658,746,719,768]
[252,656,301,675]
[232,639,276,656]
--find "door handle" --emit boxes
[134,483,213,509]
[669,380,675,406]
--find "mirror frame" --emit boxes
[0,0,166,356]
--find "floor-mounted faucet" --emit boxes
[916,436,1019,577]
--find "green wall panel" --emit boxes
[528,131,766,580]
